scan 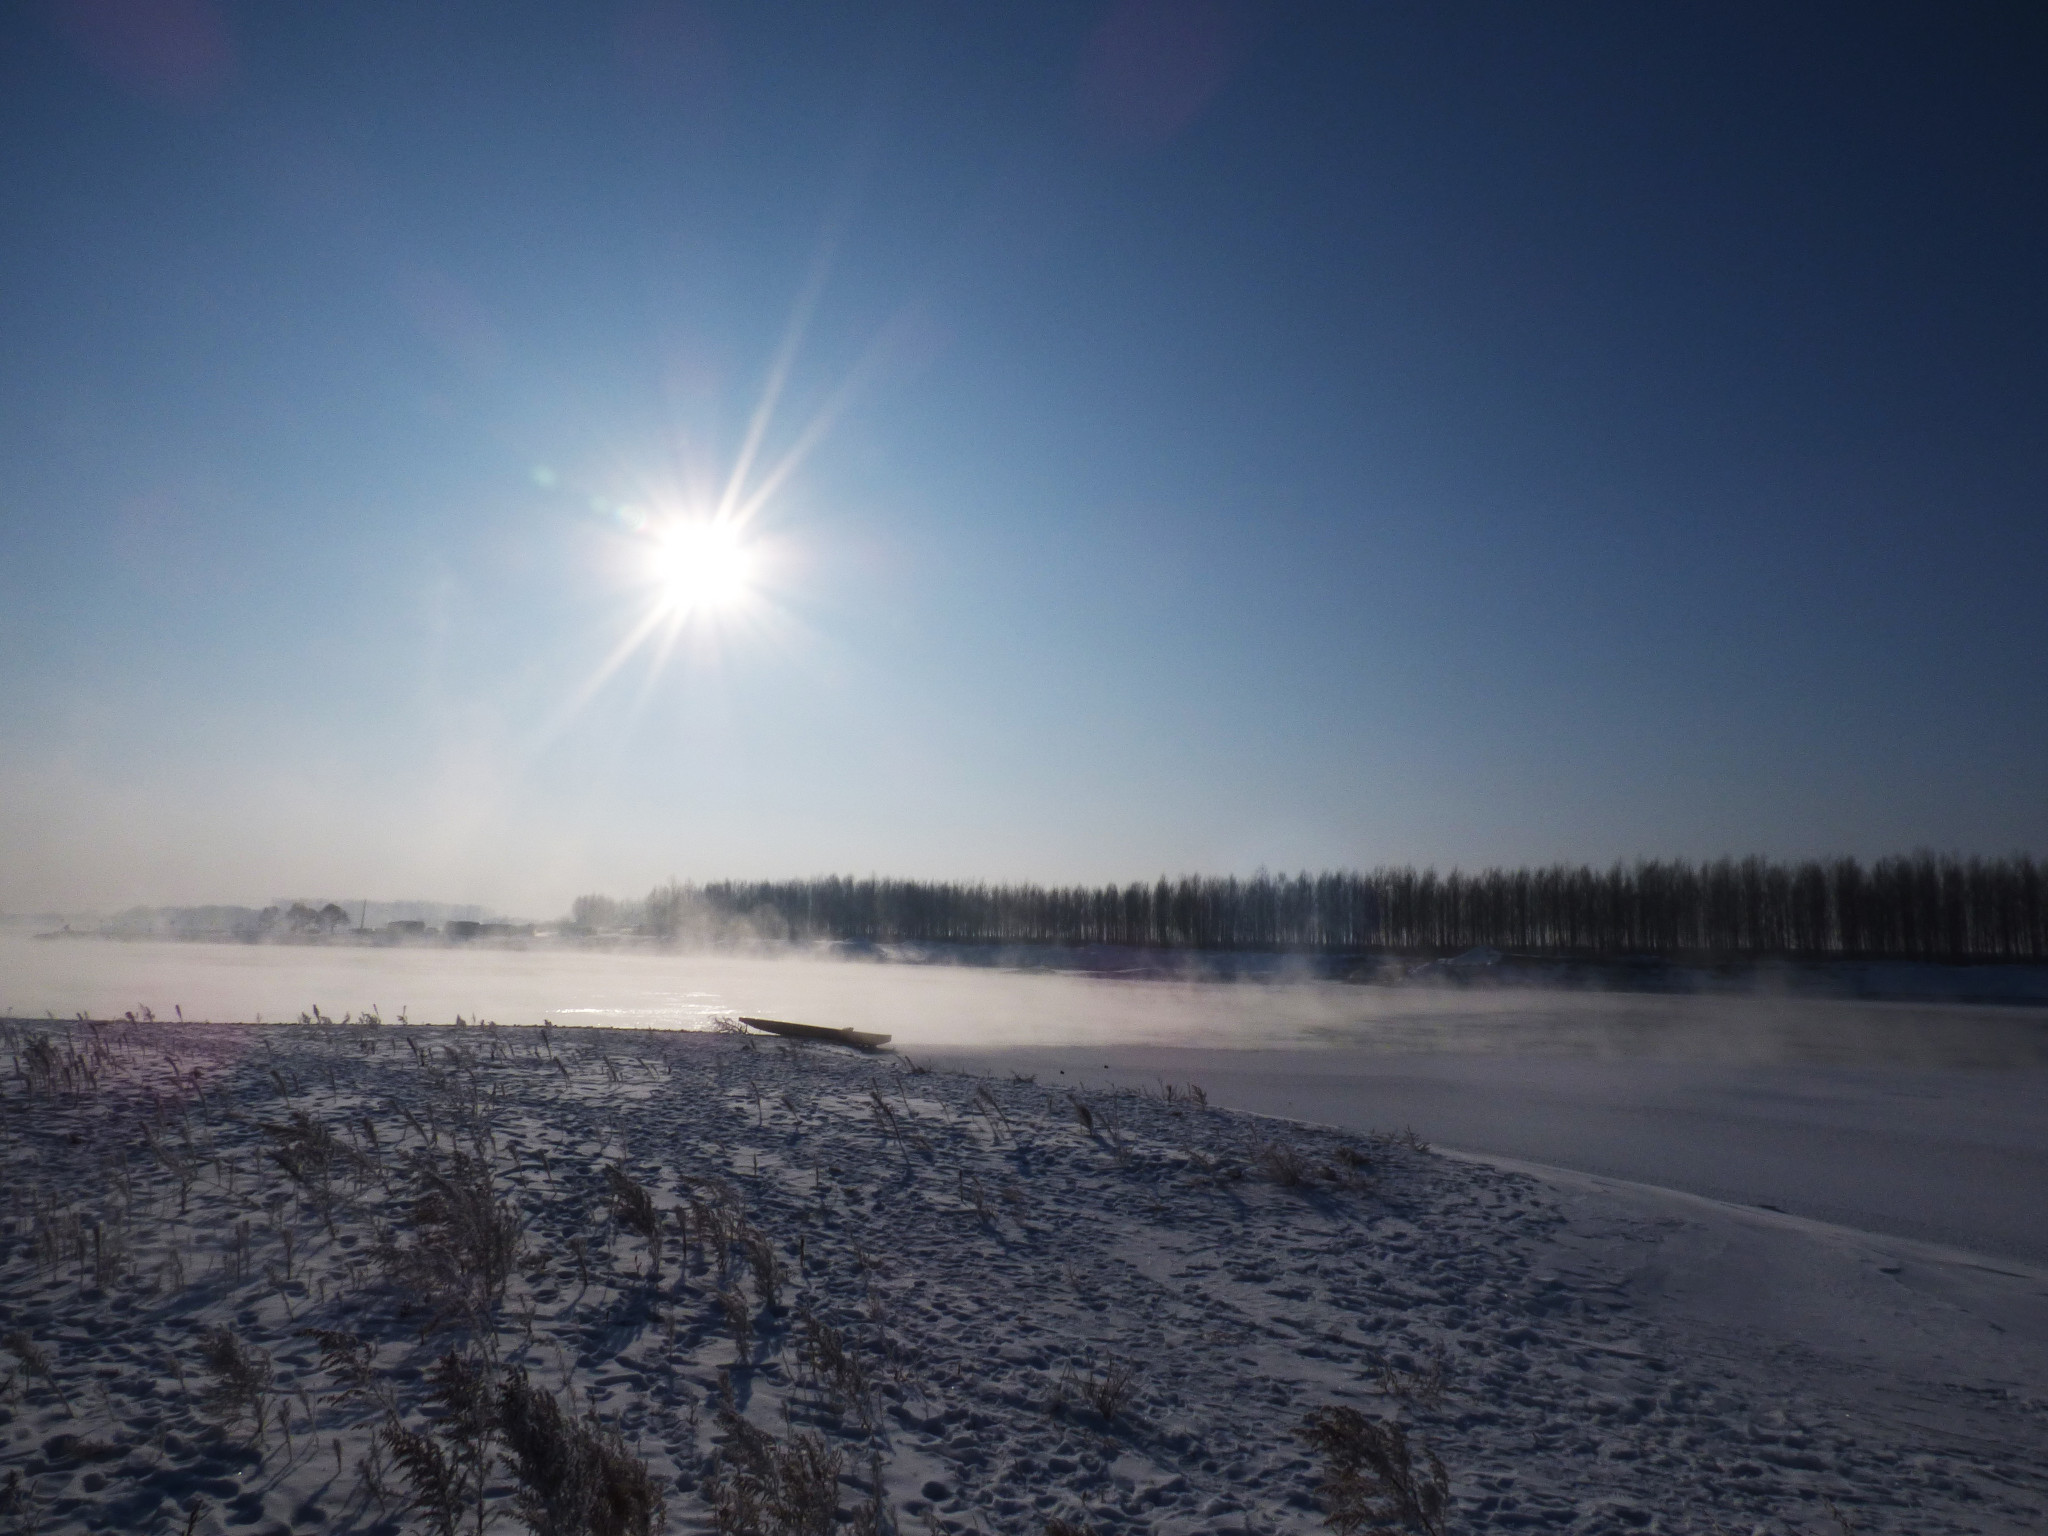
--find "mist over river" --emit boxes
[5,930,2046,1069]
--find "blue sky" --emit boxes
[2,2,2045,914]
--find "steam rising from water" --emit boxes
[4,932,2045,1069]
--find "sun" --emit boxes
[646,518,755,616]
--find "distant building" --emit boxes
[386,920,429,937]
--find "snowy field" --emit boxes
[3,1016,2043,1536]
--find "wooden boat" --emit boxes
[737,1015,892,1051]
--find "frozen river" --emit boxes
[7,931,2047,1261]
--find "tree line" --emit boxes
[574,853,2047,961]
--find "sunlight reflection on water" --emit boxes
[3,933,2045,1069]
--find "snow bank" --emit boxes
[0,1018,2041,1535]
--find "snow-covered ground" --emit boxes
[914,1042,2048,1266]
[2,1017,2043,1536]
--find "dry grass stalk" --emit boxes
[1298,1405,1449,1536]
[850,1451,889,1536]
[1052,1359,1137,1423]
[381,1417,464,1536]
[1375,1345,1449,1407]
[377,1150,524,1326]
[302,1328,382,1408]
[720,1286,755,1360]
[226,1218,254,1284]
[383,1353,496,1536]
[957,1172,995,1224]
[1097,1099,1126,1156]
[499,1367,665,1536]
[972,1084,1012,1141]
[84,1215,127,1290]
[707,1409,843,1536]
[3,1332,72,1417]
[741,1229,783,1308]
[29,1198,84,1282]
[1081,1359,1136,1421]
[798,1312,874,1429]
[141,1124,199,1213]
[1253,1140,1313,1187]
[17,1033,94,1097]
[867,1089,910,1161]
[1333,1146,1377,1189]
[605,1165,663,1283]
[1373,1127,1431,1155]
[199,1326,273,1442]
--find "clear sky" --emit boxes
[2,2,2044,916]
